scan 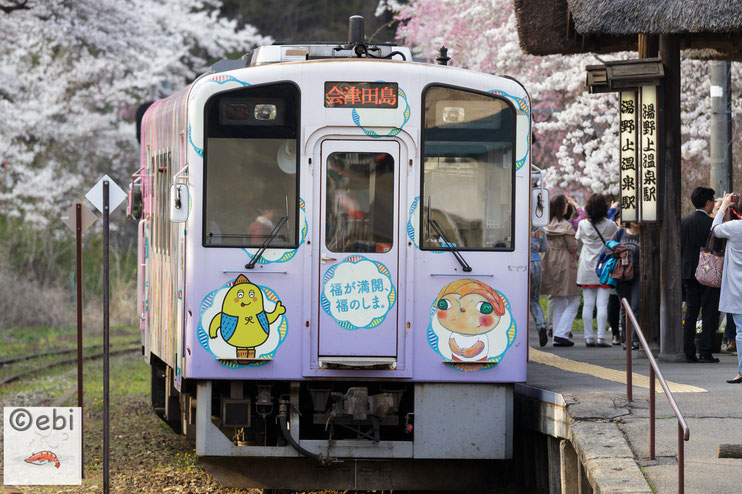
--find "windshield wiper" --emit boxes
[246,216,289,269]
[427,217,472,272]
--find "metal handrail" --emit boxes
[622,297,690,494]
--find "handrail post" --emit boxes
[650,367,655,460]
[625,306,632,402]
[621,298,688,494]
[678,421,684,494]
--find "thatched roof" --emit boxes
[514,0,742,60]
[569,0,742,35]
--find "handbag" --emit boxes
[695,230,724,288]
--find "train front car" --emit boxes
[135,33,531,491]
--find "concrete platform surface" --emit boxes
[526,330,742,493]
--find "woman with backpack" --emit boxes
[575,193,618,347]
[541,194,580,347]
[612,220,641,350]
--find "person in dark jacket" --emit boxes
[681,186,721,363]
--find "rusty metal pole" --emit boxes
[626,306,632,402]
[75,203,84,479]
[650,367,656,460]
[678,421,685,494]
[103,182,110,494]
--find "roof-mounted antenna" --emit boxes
[436,46,451,65]
[348,15,366,57]
[335,15,407,61]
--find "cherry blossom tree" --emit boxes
[384,0,742,204]
[0,0,270,224]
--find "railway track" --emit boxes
[0,339,141,387]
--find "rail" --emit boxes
[622,297,690,494]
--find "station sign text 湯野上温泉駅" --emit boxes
[324,82,398,109]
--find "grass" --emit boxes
[0,324,139,361]
[0,215,138,332]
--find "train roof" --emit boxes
[209,43,415,74]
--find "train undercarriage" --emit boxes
[151,356,513,490]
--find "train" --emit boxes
[129,16,537,490]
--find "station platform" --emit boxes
[525,330,742,493]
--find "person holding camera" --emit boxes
[681,187,721,363]
[711,192,742,383]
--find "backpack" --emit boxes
[595,240,620,286]
[609,243,636,281]
[594,227,625,286]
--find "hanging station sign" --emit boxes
[586,59,664,223]
[619,91,638,222]
[639,85,659,221]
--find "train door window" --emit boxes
[325,152,395,253]
[421,85,515,250]
[203,83,299,248]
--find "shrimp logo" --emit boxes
[25,450,60,468]
[427,280,516,370]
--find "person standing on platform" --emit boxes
[681,186,721,363]
[541,195,579,347]
[606,208,623,346]
[710,192,742,383]
[613,220,641,350]
[575,193,618,347]
[530,225,549,347]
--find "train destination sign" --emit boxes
[324,81,398,108]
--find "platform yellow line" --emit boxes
[529,347,707,393]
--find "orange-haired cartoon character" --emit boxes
[435,280,506,362]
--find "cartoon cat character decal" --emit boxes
[209,275,286,360]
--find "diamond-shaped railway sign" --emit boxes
[61,203,98,233]
[85,175,127,214]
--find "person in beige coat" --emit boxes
[541,194,580,347]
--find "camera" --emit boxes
[732,194,739,203]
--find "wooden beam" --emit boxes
[718,444,742,458]
[659,34,684,361]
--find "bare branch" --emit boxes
[0,0,31,14]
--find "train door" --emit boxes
[317,140,401,360]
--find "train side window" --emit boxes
[203,83,300,248]
[421,85,516,251]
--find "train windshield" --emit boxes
[421,85,515,251]
[203,83,299,247]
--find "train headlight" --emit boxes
[442,106,465,123]
[254,103,278,121]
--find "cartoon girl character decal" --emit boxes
[208,274,286,361]
[427,279,516,367]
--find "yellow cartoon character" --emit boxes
[209,275,286,360]
[434,280,506,362]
